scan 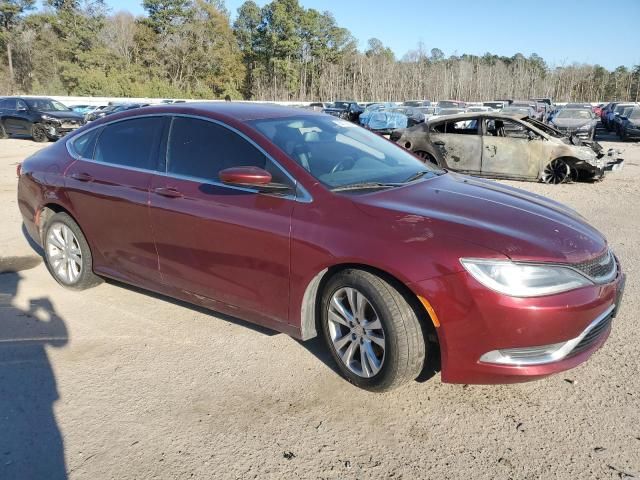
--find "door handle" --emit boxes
[485,145,497,156]
[153,186,183,198]
[70,172,94,182]
[434,140,446,146]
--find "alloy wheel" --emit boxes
[327,287,386,378]
[542,158,571,184]
[46,222,83,284]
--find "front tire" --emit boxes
[542,158,571,184]
[43,212,102,290]
[32,123,49,143]
[414,150,440,167]
[320,269,426,392]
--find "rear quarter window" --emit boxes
[70,128,101,159]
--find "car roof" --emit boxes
[101,102,319,123]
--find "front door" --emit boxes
[430,117,482,173]
[149,116,295,325]
[64,116,167,285]
[481,118,537,179]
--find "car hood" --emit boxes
[353,172,607,263]
[41,110,85,121]
[552,118,594,128]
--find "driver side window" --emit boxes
[167,117,291,186]
[485,119,533,139]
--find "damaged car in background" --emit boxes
[322,101,363,122]
[0,96,85,142]
[360,106,426,135]
[548,108,598,140]
[392,112,623,184]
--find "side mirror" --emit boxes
[17,106,27,112]
[219,166,290,192]
[527,131,536,141]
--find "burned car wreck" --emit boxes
[392,112,623,184]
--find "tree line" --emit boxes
[1,0,639,102]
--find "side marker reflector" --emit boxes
[418,295,440,328]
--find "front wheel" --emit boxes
[542,158,571,184]
[320,269,426,392]
[32,123,49,143]
[414,150,439,167]
[43,212,102,290]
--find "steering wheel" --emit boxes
[330,157,356,174]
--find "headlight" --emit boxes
[460,259,592,297]
[578,123,591,130]
[41,114,61,123]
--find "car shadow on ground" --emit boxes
[0,258,68,480]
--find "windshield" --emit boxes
[25,99,70,111]
[250,115,442,190]
[629,109,640,119]
[502,107,530,115]
[556,109,592,119]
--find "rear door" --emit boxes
[148,116,295,326]
[64,116,167,285]
[429,118,482,173]
[481,117,537,178]
[2,98,22,135]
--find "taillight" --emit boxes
[16,163,22,177]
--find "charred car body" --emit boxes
[0,96,85,142]
[392,112,623,184]
[322,101,363,122]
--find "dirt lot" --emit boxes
[1,131,639,479]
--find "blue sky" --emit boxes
[103,0,640,70]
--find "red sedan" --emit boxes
[17,103,625,391]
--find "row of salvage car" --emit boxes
[313,99,628,184]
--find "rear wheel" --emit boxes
[542,158,571,184]
[32,123,49,143]
[320,269,426,392]
[43,212,102,290]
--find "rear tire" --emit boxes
[43,212,102,290]
[320,269,426,392]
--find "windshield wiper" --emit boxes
[403,170,431,183]
[331,182,401,192]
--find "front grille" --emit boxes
[571,250,616,282]
[567,311,613,357]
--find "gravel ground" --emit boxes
[1,131,639,479]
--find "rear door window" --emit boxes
[3,98,17,110]
[94,117,165,170]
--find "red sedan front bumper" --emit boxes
[410,265,625,384]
